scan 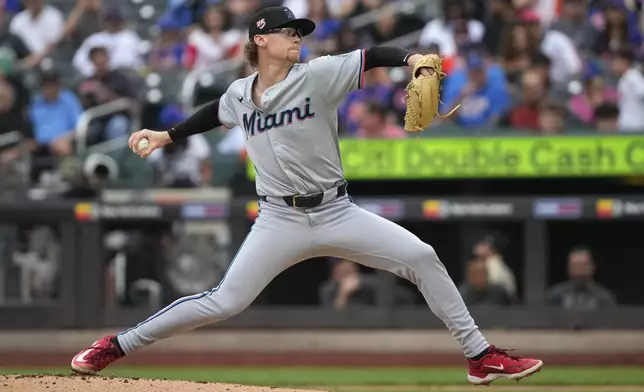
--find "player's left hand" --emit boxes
[407,54,433,77]
[403,54,460,132]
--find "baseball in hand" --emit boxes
[137,138,150,151]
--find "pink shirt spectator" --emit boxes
[569,86,618,124]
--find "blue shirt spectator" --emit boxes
[440,52,510,128]
[2,0,21,14]
[148,15,188,70]
[589,0,643,56]
[312,19,342,42]
[339,85,393,134]
[166,0,219,28]
[338,68,394,135]
[29,73,83,146]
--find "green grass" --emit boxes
[1,366,644,387]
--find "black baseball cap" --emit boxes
[248,6,316,40]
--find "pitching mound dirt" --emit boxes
[1,375,327,392]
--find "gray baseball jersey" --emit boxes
[113,51,489,363]
[218,49,366,196]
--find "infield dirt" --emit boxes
[0,375,325,392]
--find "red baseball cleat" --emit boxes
[70,335,124,375]
[467,345,543,385]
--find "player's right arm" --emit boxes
[128,93,237,158]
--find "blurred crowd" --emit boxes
[322,236,618,311]
[342,0,644,137]
[0,0,644,190]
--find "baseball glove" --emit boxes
[403,54,460,132]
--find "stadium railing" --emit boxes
[75,97,142,154]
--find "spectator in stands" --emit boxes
[0,78,20,136]
[282,0,309,18]
[453,18,478,55]
[482,0,516,56]
[511,0,534,12]
[590,0,642,57]
[550,0,598,55]
[187,4,244,72]
[459,255,515,306]
[355,101,406,139]
[419,0,485,59]
[28,70,82,181]
[547,247,617,310]
[303,0,341,55]
[0,77,31,164]
[498,23,539,85]
[72,8,144,77]
[0,6,44,70]
[530,51,553,91]
[520,8,582,89]
[319,258,381,309]
[329,21,360,56]
[9,0,63,59]
[501,68,547,130]
[76,46,135,143]
[611,47,644,132]
[164,0,210,28]
[473,235,517,297]
[465,0,485,21]
[389,62,416,126]
[538,100,566,133]
[356,0,385,15]
[0,7,36,124]
[62,0,102,49]
[325,0,362,19]
[0,76,31,124]
[594,103,620,132]
[365,7,425,47]
[12,225,60,302]
[440,50,510,128]
[569,75,618,126]
[2,0,21,15]
[532,0,562,27]
[148,15,189,71]
[148,104,212,188]
[323,0,385,20]
[225,0,262,30]
[338,67,393,135]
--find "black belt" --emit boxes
[261,182,347,208]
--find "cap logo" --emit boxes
[284,8,294,19]
[256,18,266,29]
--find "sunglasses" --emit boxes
[265,27,303,38]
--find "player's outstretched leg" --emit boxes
[71,201,316,375]
[316,197,543,385]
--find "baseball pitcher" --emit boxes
[71,6,543,385]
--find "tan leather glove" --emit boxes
[404,54,460,132]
